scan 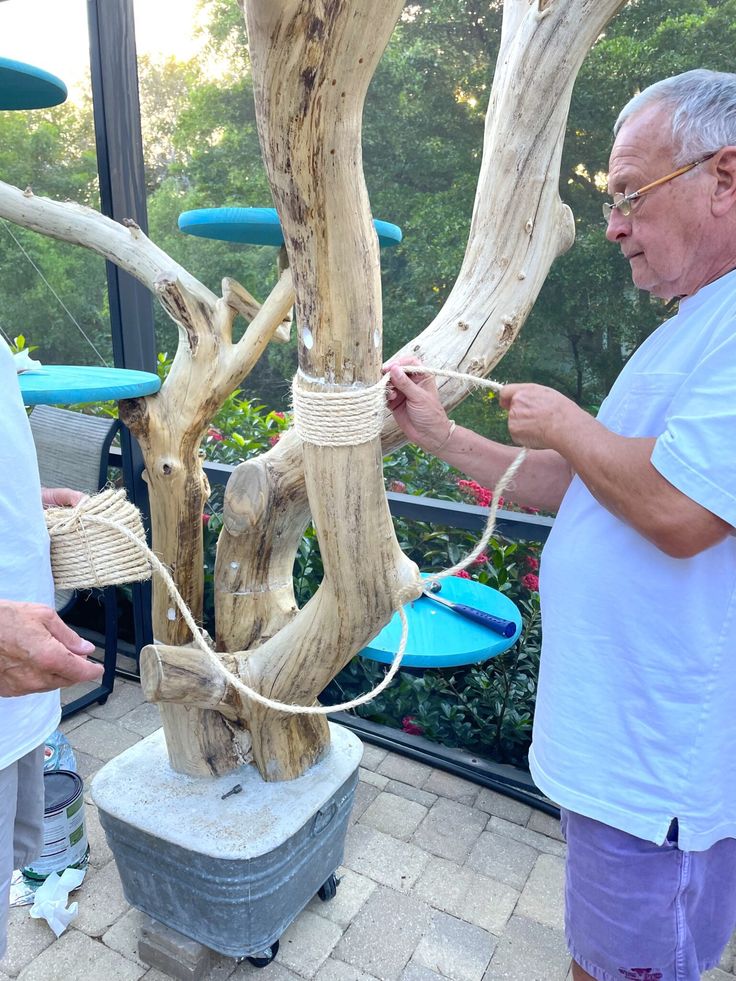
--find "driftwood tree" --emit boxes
[0,0,627,782]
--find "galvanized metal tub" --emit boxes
[91,723,362,958]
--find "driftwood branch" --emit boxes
[140,643,246,719]
[0,183,216,310]
[379,0,628,425]
[223,275,291,343]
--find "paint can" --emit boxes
[22,769,89,880]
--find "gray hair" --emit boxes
[614,69,736,164]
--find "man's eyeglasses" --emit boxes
[602,152,717,222]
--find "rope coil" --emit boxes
[45,488,151,590]
[291,365,503,448]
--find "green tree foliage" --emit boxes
[515,0,736,410]
[0,100,110,364]
[2,0,735,406]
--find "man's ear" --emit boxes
[711,146,736,217]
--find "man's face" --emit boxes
[605,104,715,300]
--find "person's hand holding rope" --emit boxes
[0,484,103,696]
[384,356,456,454]
[386,356,583,457]
[500,383,581,451]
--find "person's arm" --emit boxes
[386,362,573,512]
[500,383,731,557]
[0,601,103,696]
[427,425,571,513]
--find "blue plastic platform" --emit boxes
[178,207,402,249]
[18,365,161,406]
[360,575,522,669]
[0,57,67,111]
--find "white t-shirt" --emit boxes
[530,268,736,852]
[0,339,59,770]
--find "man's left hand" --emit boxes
[41,488,87,509]
[499,383,581,451]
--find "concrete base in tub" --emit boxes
[91,723,362,959]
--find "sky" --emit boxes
[0,0,205,97]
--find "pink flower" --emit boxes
[202,513,210,526]
[472,553,489,566]
[207,427,224,442]
[401,716,423,736]
[273,411,286,420]
[525,556,539,571]
[521,573,539,591]
[269,434,281,446]
[456,478,497,508]
[456,569,471,579]
[388,479,407,493]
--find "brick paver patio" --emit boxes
[3,678,735,981]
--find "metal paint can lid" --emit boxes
[43,770,84,813]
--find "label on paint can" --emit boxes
[22,770,89,880]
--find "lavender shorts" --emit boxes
[561,808,736,981]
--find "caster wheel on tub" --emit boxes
[246,939,279,968]
[317,873,339,901]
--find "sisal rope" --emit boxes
[292,380,385,446]
[45,488,151,589]
[291,364,503,447]
[46,365,527,716]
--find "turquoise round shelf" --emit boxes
[178,207,402,249]
[0,57,67,111]
[360,574,522,670]
[18,365,161,406]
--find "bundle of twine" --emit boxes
[45,487,152,590]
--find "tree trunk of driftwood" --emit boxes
[122,271,296,775]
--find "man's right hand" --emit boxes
[384,357,455,454]
[0,601,103,696]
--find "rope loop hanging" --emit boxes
[45,364,526,717]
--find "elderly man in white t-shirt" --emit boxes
[386,69,736,981]
[0,339,103,957]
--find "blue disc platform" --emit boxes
[178,207,402,249]
[0,57,67,111]
[18,365,161,406]
[360,575,522,670]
